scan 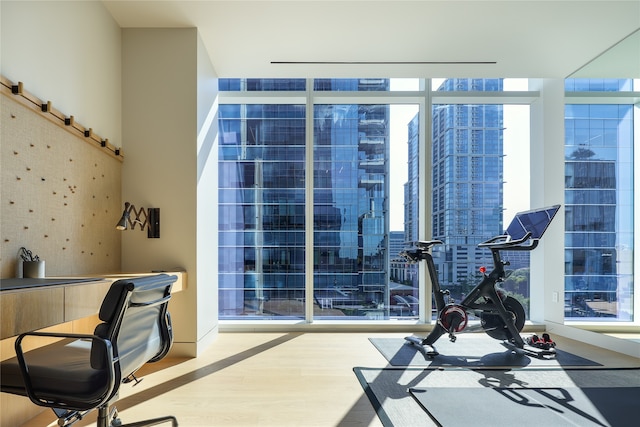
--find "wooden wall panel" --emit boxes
[1,93,122,278]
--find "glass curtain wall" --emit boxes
[216,77,636,326]
[218,78,420,320]
[427,79,533,318]
[564,79,635,321]
[217,78,533,322]
[313,102,390,319]
[218,91,307,319]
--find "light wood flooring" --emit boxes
[17,332,640,427]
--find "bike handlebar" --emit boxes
[401,233,540,264]
[477,231,539,251]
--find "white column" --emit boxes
[122,28,211,356]
[528,79,565,325]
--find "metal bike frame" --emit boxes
[420,233,538,349]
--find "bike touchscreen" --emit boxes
[505,204,561,240]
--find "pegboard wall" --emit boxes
[1,91,122,278]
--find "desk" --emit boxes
[0,272,185,340]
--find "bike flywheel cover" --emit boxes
[439,304,468,332]
[480,296,526,340]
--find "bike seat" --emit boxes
[415,240,444,248]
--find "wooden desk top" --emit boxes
[0,272,185,293]
[0,277,103,291]
[0,272,185,339]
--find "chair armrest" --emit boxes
[14,331,117,410]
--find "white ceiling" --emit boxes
[102,1,640,79]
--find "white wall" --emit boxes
[196,33,220,348]
[122,28,218,356]
[529,79,566,324]
[0,0,122,148]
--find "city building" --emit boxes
[564,79,634,320]
[218,79,393,319]
[430,79,505,288]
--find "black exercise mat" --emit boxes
[370,336,601,367]
[353,367,640,427]
[410,386,639,427]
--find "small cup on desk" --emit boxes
[23,260,45,278]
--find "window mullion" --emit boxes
[419,79,432,323]
[305,78,315,322]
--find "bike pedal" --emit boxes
[522,344,557,359]
[525,334,554,349]
[405,336,439,357]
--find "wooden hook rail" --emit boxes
[1,75,123,161]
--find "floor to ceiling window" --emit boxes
[428,79,535,319]
[313,102,390,319]
[218,78,423,320]
[431,87,506,310]
[216,77,636,327]
[218,82,307,318]
[564,78,635,322]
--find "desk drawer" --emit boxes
[0,287,64,339]
[64,280,111,321]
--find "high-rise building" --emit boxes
[400,79,513,303]
[405,114,420,249]
[403,114,420,295]
[429,79,506,291]
[218,79,391,319]
[564,79,634,320]
[218,99,307,318]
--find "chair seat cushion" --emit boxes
[0,338,112,407]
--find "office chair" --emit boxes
[0,274,179,427]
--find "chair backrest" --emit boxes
[92,274,176,388]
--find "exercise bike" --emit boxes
[400,205,561,359]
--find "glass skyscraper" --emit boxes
[218,79,392,319]
[400,78,529,311]
[430,79,508,298]
[218,101,307,318]
[404,114,420,250]
[564,79,634,321]
[402,114,420,297]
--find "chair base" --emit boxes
[95,406,178,427]
[114,415,178,427]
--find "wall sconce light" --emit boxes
[115,201,160,238]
